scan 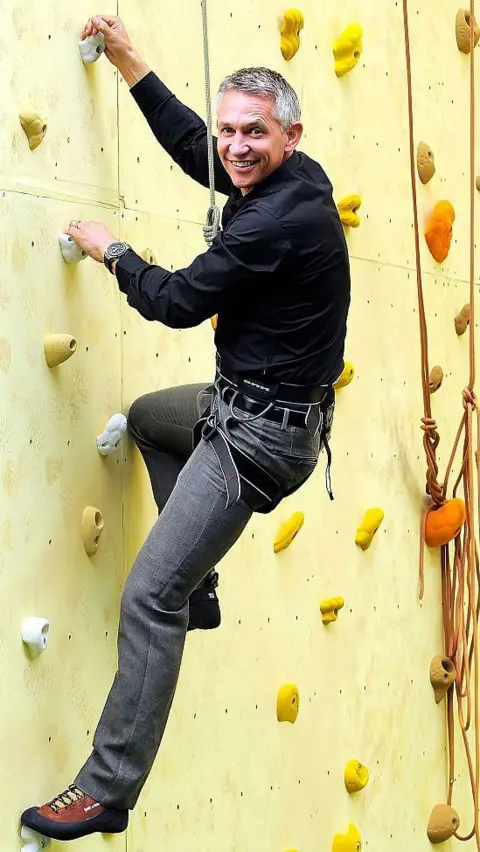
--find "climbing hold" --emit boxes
[332,823,362,852]
[141,247,157,264]
[334,361,354,389]
[82,506,104,556]
[280,9,304,61]
[96,413,127,456]
[425,201,455,263]
[417,142,436,185]
[355,508,384,550]
[20,825,51,851]
[21,617,50,657]
[277,683,300,723]
[320,596,344,625]
[476,175,480,192]
[429,654,456,703]
[429,365,444,394]
[78,32,106,63]
[273,512,304,553]
[455,8,480,54]
[333,24,363,78]
[427,803,460,843]
[454,303,470,335]
[425,498,466,547]
[44,333,77,369]
[337,195,361,228]
[210,315,218,331]
[344,759,369,793]
[58,234,88,264]
[19,108,47,151]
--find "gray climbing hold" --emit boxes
[79,33,106,64]
[96,413,128,455]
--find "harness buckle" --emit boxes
[201,412,219,441]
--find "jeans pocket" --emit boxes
[256,416,321,462]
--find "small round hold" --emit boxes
[21,824,52,849]
[96,413,128,455]
[429,365,443,393]
[19,108,47,151]
[427,803,460,843]
[79,33,106,63]
[454,303,470,335]
[22,617,50,657]
[44,333,77,368]
[59,234,87,264]
[141,248,157,264]
[476,175,480,192]
[417,141,436,184]
[82,506,105,556]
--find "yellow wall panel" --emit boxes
[1,0,478,849]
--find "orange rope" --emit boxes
[402,0,479,844]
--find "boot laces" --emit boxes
[47,785,85,813]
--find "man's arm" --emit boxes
[118,56,233,198]
[113,206,292,328]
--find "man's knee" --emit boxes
[126,395,150,441]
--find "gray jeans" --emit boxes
[74,378,322,809]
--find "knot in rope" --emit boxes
[462,386,477,410]
[203,204,221,247]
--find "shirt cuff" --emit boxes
[129,71,174,115]
[115,249,150,294]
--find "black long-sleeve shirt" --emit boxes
[115,71,351,385]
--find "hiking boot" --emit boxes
[21,784,128,841]
[187,570,221,631]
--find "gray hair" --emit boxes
[215,67,301,132]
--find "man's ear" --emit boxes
[285,122,303,152]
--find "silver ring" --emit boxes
[70,219,82,228]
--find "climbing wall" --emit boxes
[1,0,479,850]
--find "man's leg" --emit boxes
[127,383,221,630]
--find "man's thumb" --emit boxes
[93,16,110,33]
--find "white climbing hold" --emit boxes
[78,33,106,63]
[96,413,128,455]
[58,234,87,264]
[21,617,50,657]
[21,825,51,850]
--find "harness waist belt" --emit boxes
[215,353,329,405]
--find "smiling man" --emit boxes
[21,14,351,842]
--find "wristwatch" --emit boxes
[103,241,131,273]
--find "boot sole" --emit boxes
[21,806,128,840]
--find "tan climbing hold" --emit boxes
[19,107,47,150]
[338,195,361,228]
[455,8,480,54]
[320,596,344,625]
[427,803,460,843]
[454,303,470,335]
[429,365,443,394]
[210,315,218,331]
[280,9,304,61]
[417,142,436,184]
[82,506,104,556]
[44,334,77,368]
[429,654,456,703]
[344,758,369,793]
[476,175,480,192]
[277,683,300,723]
[141,248,157,264]
[274,512,304,553]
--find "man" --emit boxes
[21,13,350,842]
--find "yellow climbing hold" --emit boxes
[320,596,344,625]
[210,315,218,331]
[355,508,384,550]
[338,195,361,228]
[332,823,362,852]
[334,361,354,389]
[19,107,47,150]
[344,759,369,793]
[277,683,300,723]
[273,511,304,553]
[280,9,304,61]
[333,24,363,78]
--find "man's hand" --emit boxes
[80,16,134,68]
[65,220,117,264]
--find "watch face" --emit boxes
[108,241,127,258]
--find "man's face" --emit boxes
[216,90,302,195]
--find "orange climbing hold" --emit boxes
[425,201,455,263]
[425,498,466,547]
[210,315,218,331]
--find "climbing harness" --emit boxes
[403,0,480,845]
[193,355,335,513]
[200,0,221,246]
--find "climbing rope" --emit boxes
[402,0,480,845]
[200,0,221,246]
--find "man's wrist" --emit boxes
[117,50,151,89]
[111,258,118,275]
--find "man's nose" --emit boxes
[228,134,249,157]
